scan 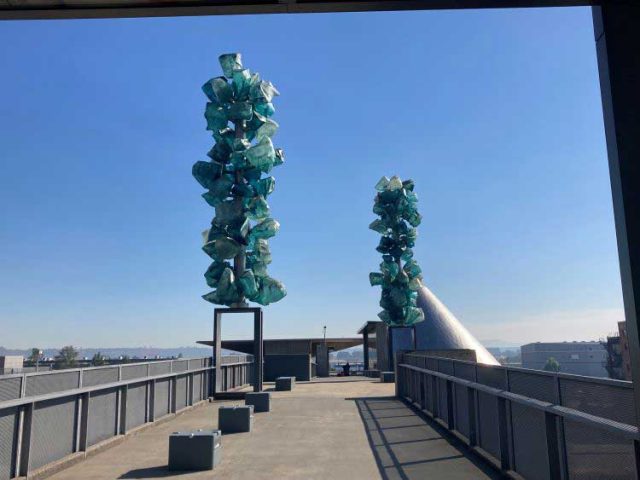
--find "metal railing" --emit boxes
[0,356,253,480]
[397,352,639,480]
[218,355,254,393]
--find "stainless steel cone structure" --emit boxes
[415,285,499,366]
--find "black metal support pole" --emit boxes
[592,4,640,426]
[213,309,222,397]
[253,308,264,392]
[363,330,369,371]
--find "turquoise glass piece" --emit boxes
[254,276,286,305]
[202,268,241,306]
[228,217,251,242]
[196,53,286,307]
[255,119,278,140]
[369,176,424,326]
[202,236,242,260]
[380,260,399,280]
[369,219,387,234]
[245,137,275,172]
[248,218,279,244]
[192,161,223,190]
[252,177,275,197]
[254,101,275,118]
[403,259,421,278]
[246,196,270,220]
[229,152,249,170]
[219,53,243,78]
[232,69,252,98]
[274,148,285,167]
[207,142,231,163]
[231,182,255,198]
[204,103,228,131]
[238,269,259,298]
[251,238,272,264]
[227,102,253,121]
[211,77,234,104]
[202,175,234,207]
[251,80,279,103]
[204,260,231,288]
[375,176,390,192]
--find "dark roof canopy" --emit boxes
[198,337,361,355]
[1,0,598,22]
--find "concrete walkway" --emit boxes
[49,377,500,480]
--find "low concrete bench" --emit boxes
[245,391,271,412]
[218,405,254,433]
[381,371,395,383]
[275,377,295,391]
[168,429,221,471]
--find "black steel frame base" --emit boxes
[213,307,264,396]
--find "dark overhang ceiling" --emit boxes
[0,0,601,22]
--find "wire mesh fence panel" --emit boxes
[438,359,454,375]
[25,371,80,397]
[30,397,77,471]
[477,391,501,461]
[508,370,557,403]
[172,360,188,373]
[87,388,118,447]
[193,373,203,401]
[437,378,449,424]
[476,365,506,389]
[510,402,550,480]
[175,376,187,411]
[0,377,21,402]
[559,378,635,425]
[154,379,170,419]
[454,384,470,438]
[149,362,171,377]
[125,382,147,431]
[564,418,635,480]
[0,407,18,480]
[121,364,148,381]
[82,367,119,388]
[454,362,476,381]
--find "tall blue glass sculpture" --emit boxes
[193,53,286,307]
[369,176,425,326]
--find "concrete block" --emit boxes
[245,392,270,412]
[381,371,395,383]
[275,376,295,391]
[168,429,221,471]
[218,405,254,433]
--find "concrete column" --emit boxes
[316,343,330,377]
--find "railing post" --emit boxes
[78,392,89,452]
[446,380,454,430]
[554,375,569,479]
[545,412,562,480]
[497,397,510,472]
[18,402,34,477]
[187,373,193,406]
[170,377,177,414]
[467,386,477,447]
[119,385,128,434]
[148,380,155,422]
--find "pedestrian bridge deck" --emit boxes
[49,377,500,480]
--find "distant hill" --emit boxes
[0,346,214,360]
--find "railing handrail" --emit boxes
[399,362,639,441]
[403,352,634,388]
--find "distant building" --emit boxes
[0,355,24,374]
[521,341,608,377]
[604,322,632,381]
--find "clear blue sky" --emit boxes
[0,7,624,349]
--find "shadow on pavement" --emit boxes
[350,396,502,480]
